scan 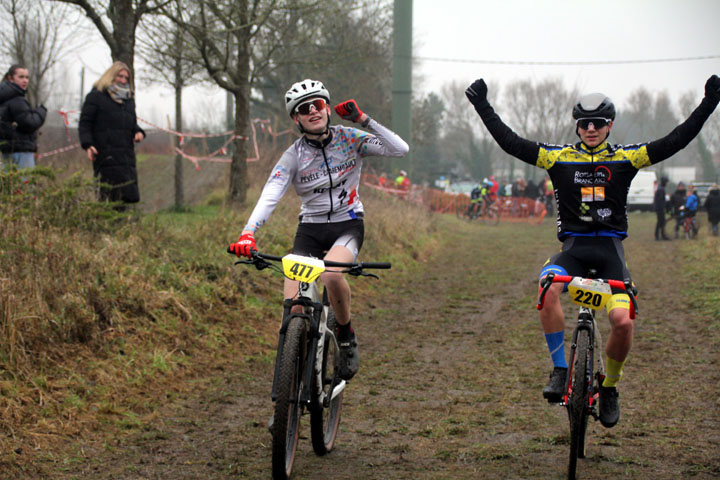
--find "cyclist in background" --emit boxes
[468,183,483,218]
[466,75,720,428]
[229,79,409,382]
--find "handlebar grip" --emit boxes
[357,262,392,269]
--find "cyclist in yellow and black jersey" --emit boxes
[466,75,720,428]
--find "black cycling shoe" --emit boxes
[599,386,620,428]
[337,332,359,381]
[542,367,568,403]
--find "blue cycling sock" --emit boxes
[545,331,567,368]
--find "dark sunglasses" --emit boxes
[576,117,611,130]
[296,98,326,115]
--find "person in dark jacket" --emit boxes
[0,64,47,169]
[670,182,687,238]
[705,184,720,236]
[653,176,670,240]
[79,61,145,205]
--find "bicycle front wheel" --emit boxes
[272,316,306,480]
[568,329,590,480]
[310,308,343,455]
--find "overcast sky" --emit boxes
[69,0,720,125]
[413,0,720,106]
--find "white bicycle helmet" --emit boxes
[285,79,330,116]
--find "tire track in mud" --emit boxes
[59,215,719,479]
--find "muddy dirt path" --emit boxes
[58,215,718,479]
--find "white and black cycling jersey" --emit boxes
[244,118,409,233]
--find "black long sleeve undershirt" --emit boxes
[472,94,719,165]
[472,101,540,165]
[646,96,719,163]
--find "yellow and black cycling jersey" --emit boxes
[473,94,719,240]
[533,140,650,238]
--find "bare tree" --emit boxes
[679,90,719,182]
[250,0,394,122]
[137,0,206,209]
[50,0,169,75]
[501,78,577,181]
[0,0,83,106]
[438,80,501,181]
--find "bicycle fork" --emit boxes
[271,296,323,407]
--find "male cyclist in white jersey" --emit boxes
[466,74,720,428]
[230,79,409,382]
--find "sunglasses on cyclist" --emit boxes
[576,117,611,130]
[295,98,327,116]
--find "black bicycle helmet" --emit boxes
[572,93,616,120]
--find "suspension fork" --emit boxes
[270,296,321,402]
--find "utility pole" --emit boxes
[79,67,85,110]
[392,0,413,174]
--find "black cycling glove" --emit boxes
[704,74,720,102]
[465,79,488,107]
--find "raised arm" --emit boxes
[647,75,720,164]
[465,79,540,165]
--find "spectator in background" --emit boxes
[79,61,145,207]
[0,64,47,169]
[544,176,555,216]
[670,182,687,238]
[705,184,720,236]
[684,184,700,237]
[394,169,410,190]
[705,183,720,237]
[653,176,670,240]
[378,172,388,188]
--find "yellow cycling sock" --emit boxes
[602,356,625,388]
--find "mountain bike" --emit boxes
[231,251,390,480]
[537,271,638,480]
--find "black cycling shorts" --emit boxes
[539,236,632,294]
[292,219,364,260]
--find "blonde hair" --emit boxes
[93,61,133,94]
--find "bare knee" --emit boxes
[609,310,634,336]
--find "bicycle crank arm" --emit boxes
[322,379,347,408]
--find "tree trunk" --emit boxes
[227,8,251,205]
[174,83,184,209]
[173,22,184,209]
[108,0,137,73]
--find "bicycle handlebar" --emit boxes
[227,248,391,276]
[537,272,638,316]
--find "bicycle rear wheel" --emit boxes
[310,308,343,455]
[272,316,306,480]
[568,329,590,480]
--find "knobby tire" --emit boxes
[568,329,590,480]
[310,308,343,455]
[272,316,306,480]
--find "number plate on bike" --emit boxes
[282,254,325,283]
[568,277,612,309]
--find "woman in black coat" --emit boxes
[79,61,145,204]
[0,64,47,168]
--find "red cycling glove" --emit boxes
[334,99,364,122]
[229,232,256,258]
